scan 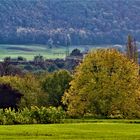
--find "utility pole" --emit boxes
[66,34,71,57]
[47,0,53,48]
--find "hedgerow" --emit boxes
[0,106,65,125]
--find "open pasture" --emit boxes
[0,44,112,60]
[0,44,67,60]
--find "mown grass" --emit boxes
[64,118,140,124]
[0,120,140,140]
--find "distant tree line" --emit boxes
[0,48,83,75]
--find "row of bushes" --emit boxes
[0,106,65,125]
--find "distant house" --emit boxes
[0,84,23,110]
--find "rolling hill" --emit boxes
[0,0,140,45]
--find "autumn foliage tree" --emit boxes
[62,49,140,118]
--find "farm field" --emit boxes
[0,120,140,140]
[0,44,114,60]
[0,44,67,60]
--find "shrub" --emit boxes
[0,108,17,125]
[0,106,65,125]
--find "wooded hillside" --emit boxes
[0,0,140,45]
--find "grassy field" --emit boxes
[0,120,140,140]
[0,44,113,60]
[0,44,67,60]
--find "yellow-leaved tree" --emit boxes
[62,49,140,118]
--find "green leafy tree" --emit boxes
[62,49,140,118]
[34,55,44,65]
[70,48,82,56]
[43,70,72,107]
[0,73,44,108]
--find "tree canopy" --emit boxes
[43,70,72,107]
[0,74,43,108]
[62,49,140,118]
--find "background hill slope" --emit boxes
[0,0,140,45]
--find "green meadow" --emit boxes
[0,44,112,60]
[0,120,140,140]
[0,44,67,60]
